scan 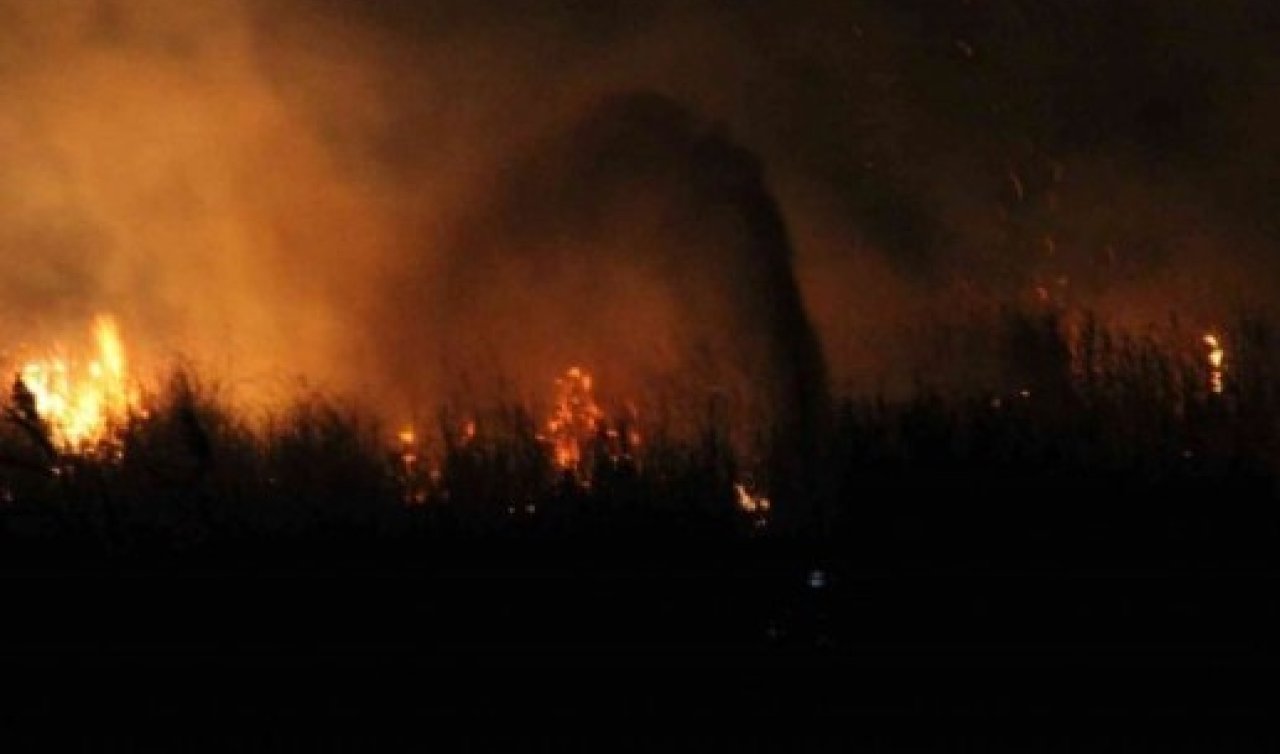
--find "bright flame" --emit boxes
[545,366,603,473]
[539,366,641,482]
[16,315,139,452]
[1204,333,1226,395]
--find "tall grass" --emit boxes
[0,308,1277,568]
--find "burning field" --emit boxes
[0,0,1278,554]
[4,8,1280,737]
[0,303,1269,560]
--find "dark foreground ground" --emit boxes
[0,541,1276,750]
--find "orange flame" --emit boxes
[539,366,642,483]
[545,366,603,474]
[17,315,140,453]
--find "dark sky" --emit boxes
[0,0,1277,408]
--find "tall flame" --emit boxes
[18,315,139,452]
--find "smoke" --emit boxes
[0,0,1277,416]
[384,91,829,444]
[0,0,394,398]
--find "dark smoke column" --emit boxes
[427,92,830,524]
[656,96,832,524]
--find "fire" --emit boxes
[544,366,603,473]
[394,425,431,505]
[396,426,419,471]
[14,315,140,453]
[735,482,771,527]
[391,366,773,517]
[1203,333,1226,395]
[734,483,768,514]
[537,366,641,483]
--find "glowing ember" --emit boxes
[394,425,429,505]
[734,483,771,513]
[735,482,771,527]
[1203,333,1226,395]
[396,426,419,470]
[15,316,140,453]
[544,366,604,474]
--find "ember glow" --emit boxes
[544,367,605,475]
[397,427,417,447]
[16,316,140,453]
[396,426,418,471]
[1204,333,1226,395]
[394,425,430,505]
[735,482,772,528]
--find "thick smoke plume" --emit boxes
[0,0,1278,416]
[385,92,829,446]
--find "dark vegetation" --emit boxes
[0,309,1277,742]
[1,307,1274,568]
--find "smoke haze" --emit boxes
[1,0,1278,417]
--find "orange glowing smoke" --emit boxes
[16,315,140,452]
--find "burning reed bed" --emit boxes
[0,309,1278,571]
